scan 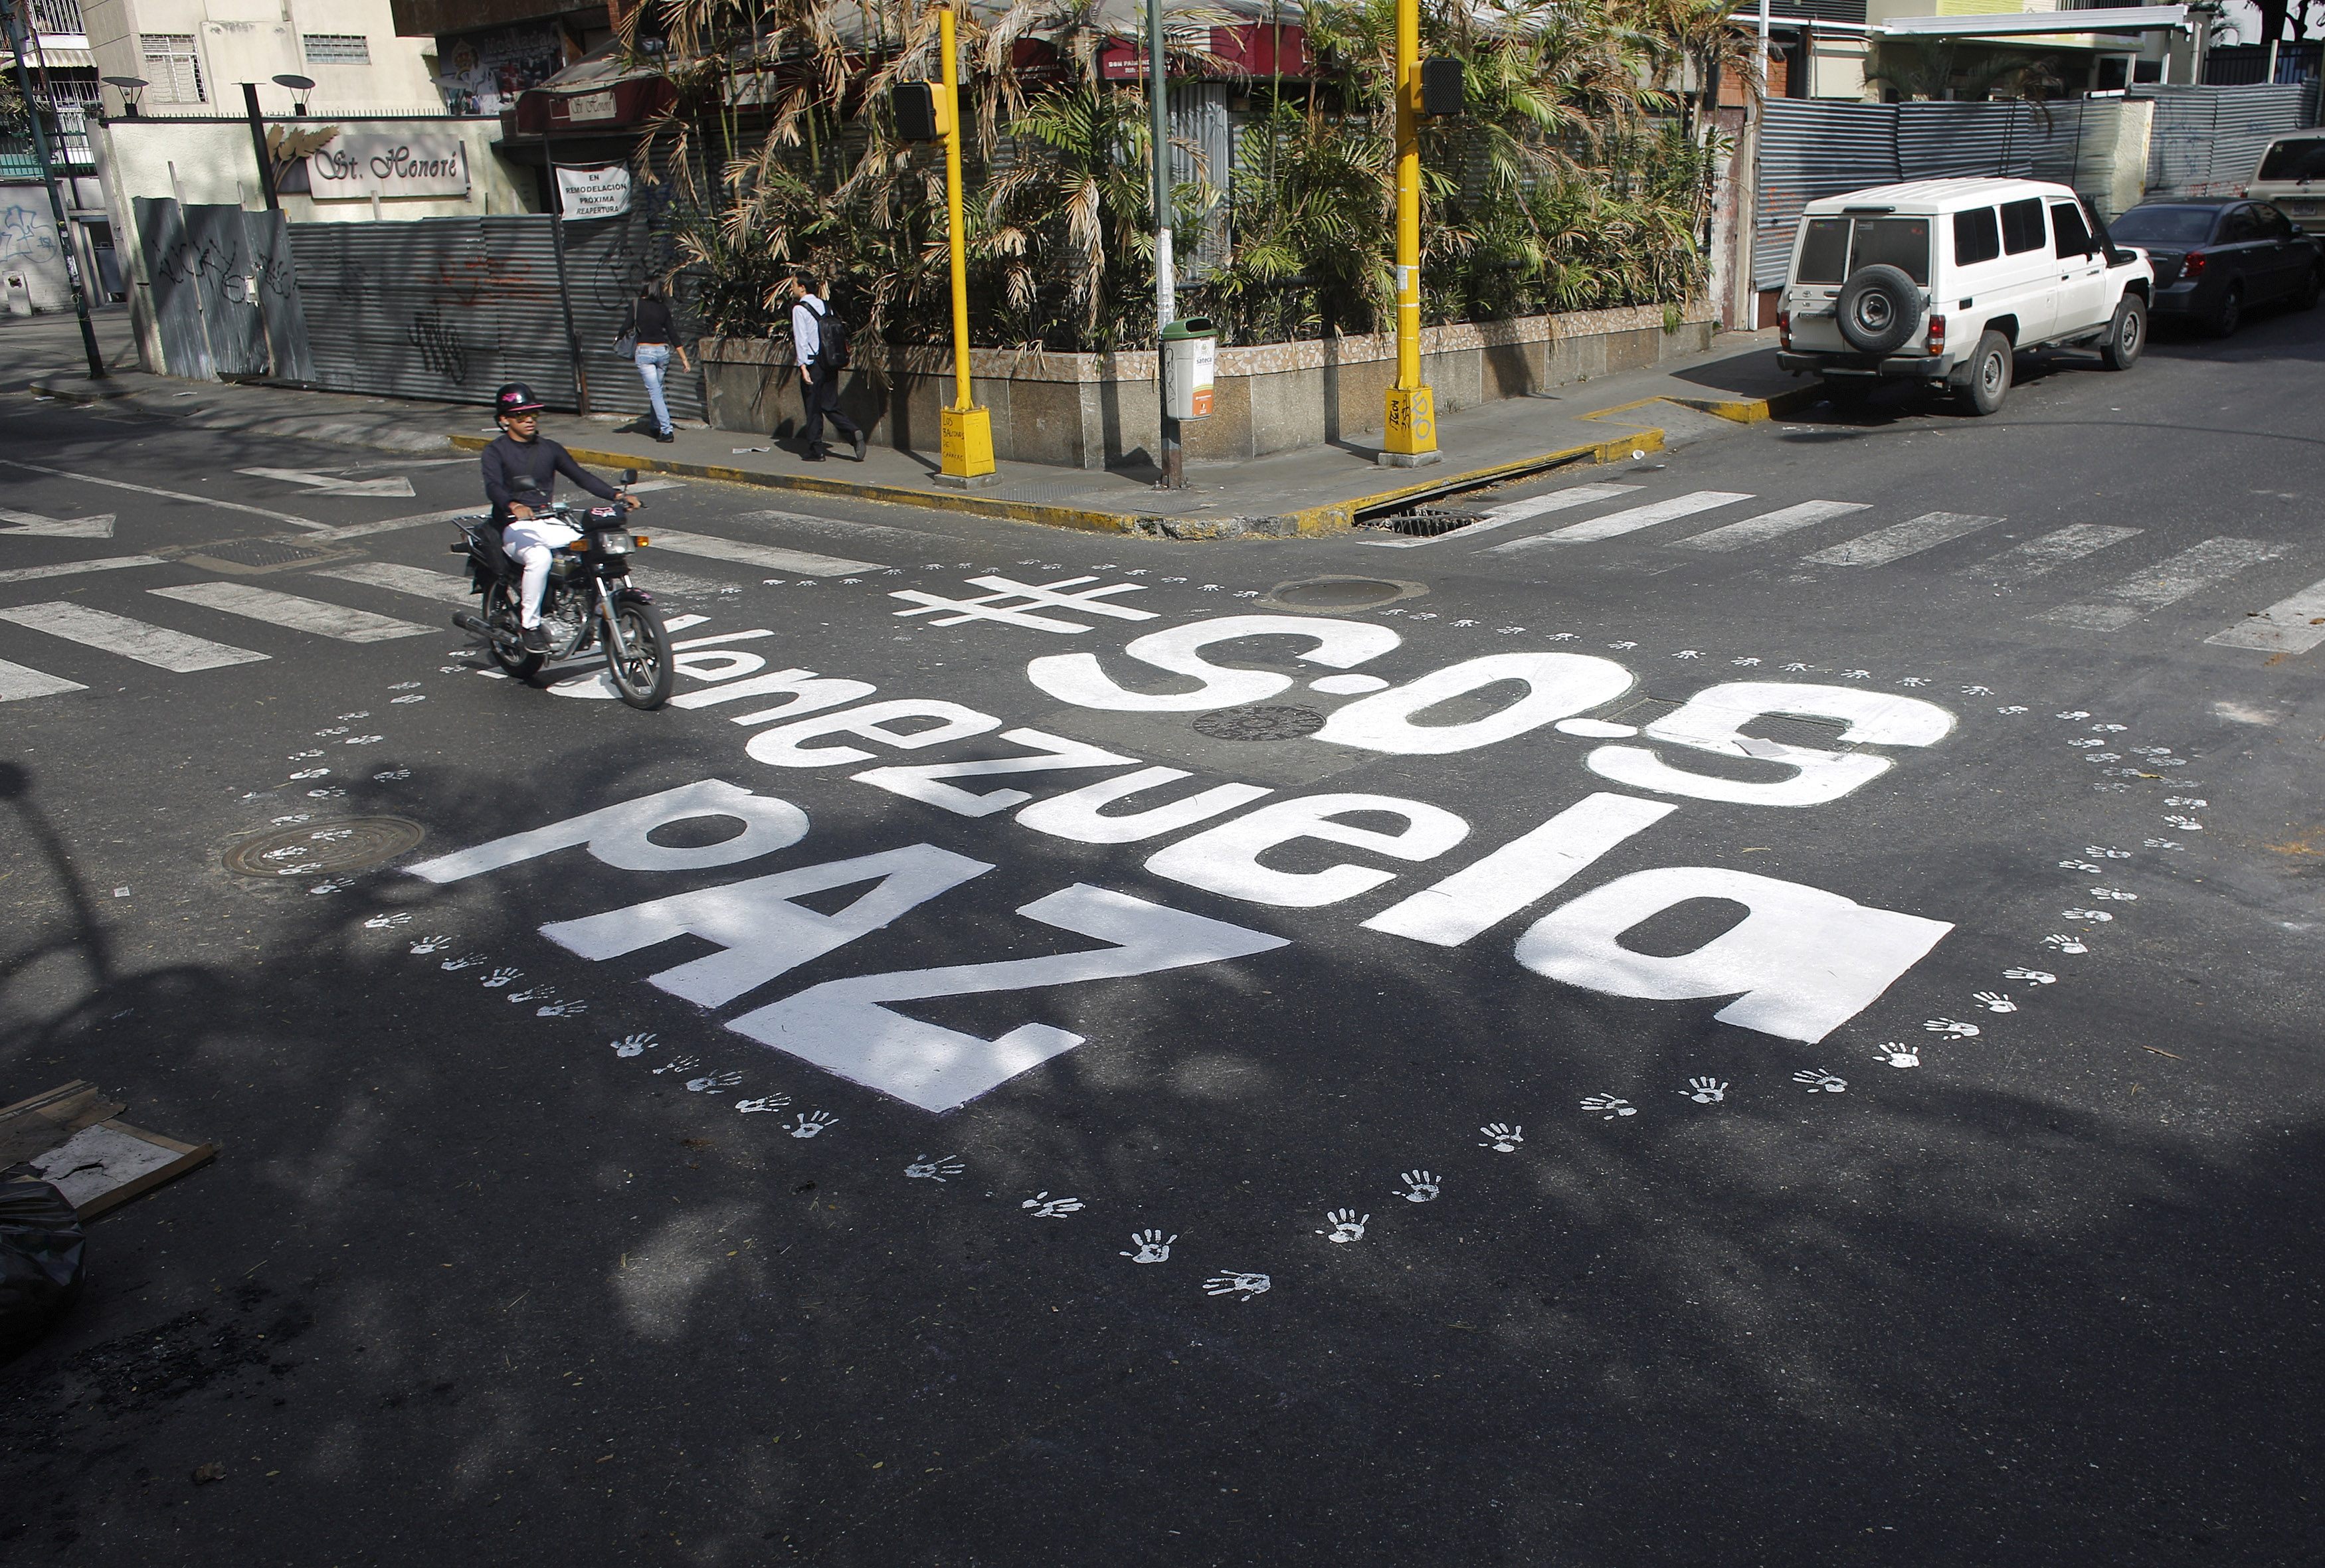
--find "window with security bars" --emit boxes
[303,34,371,65]
[140,33,204,103]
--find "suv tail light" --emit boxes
[2182,250,2207,277]
[1778,308,1792,350]
[1926,313,1946,355]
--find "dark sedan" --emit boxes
[2110,199,2322,335]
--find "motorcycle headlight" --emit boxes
[593,529,632,555]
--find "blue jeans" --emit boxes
[634,344,672,435]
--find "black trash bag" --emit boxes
[0,1177,86,1363]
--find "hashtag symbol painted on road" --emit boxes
[887,575,1161,634]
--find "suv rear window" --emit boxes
[2000,198,2047,255]
[1794,216,1932,286]
[1954,207,2001,266]
[2257,137,2325,181]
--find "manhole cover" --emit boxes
[1270,578,1407,610]
[199,539,334,569]
[1192,705,1327,742]
[223,817,426,879]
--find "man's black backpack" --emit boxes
[814,300,850,371]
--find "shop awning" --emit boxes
[1875,5,2188,37]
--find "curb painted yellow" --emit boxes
[1277,426,1668,534]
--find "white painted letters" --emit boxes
[1145,793,1469,908]
[1586,682,1955,806]
[1315,652,1633,755]
[1362,792,1677,946]
[406,779,809,883]
[1016,766,1274,844]
[853,728,1139,818]
[745,699,1003,768]
[668,667,878,721]
[1026,615,1399,712]
[1513,865,1952,1043]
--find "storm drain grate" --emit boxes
[199,538,335,569]
[1192,705,1328,742]
[1358,508,1483,537]
[223,817,426,879]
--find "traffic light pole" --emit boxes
[1379,0,1436,466]
[2,0,107,381]
[934,0,995,487]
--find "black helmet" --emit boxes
[494,383,545,418]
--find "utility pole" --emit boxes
[1,0,107,380]
[1378,0,1436,466]
[933,0,995,487]
[1149,0,1180,487]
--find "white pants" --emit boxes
[503,518,580,628]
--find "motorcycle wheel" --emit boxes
[484,586,545,679]
[606,596,673,711]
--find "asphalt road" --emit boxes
[4,301,2322,1568]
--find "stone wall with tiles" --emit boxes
[701,303,1714,470]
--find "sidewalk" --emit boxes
[4,309,1814,537]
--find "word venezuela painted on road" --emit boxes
[411,615,1956,1113]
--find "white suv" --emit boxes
[1775,177,2155,415]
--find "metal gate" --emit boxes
[282,211,706,420]
[135,199,312,382]
[2138,84,2310,197]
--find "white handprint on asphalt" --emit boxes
[1398,1171,1441,1203]
[1121,1230,1176,1264]
[439,952,487,970]
[1971,992,2017,1013]
[1021,1192,1085,1219]
[480,968,521,988]
[535,1000,586,1018]
[906,1154,965,1182]
[1794,1069,1847,1092]
[1204,1272,1270,1300]
[2162,816,2203,830]
[650,1055,701,1075]
[1578,1094,1636,1119]
[686,1071,744,1092]
[409,934,454,954]
[1872,1043,1920,1068]
[2087,887,2138,901]
[364,912,411,930]
[507,986,551,1003]
[2061,909,2115,922]
[1477,1124,1524,1152]
[1924,1019,1982,1037]
[735,1094,791,1114]
[2002,969,2056,984]
[1316,1210,1369,1243]
[1680,1077,1726,1104]
[2166,798,2206,808]
[788,1110,836,1138]
[2085,846,2132,859]
[611,1033,655,1057]
[2059,860,2103,873]
[2042,934,2089,954]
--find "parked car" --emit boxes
[2247,133,2325,235]
[2110,199,2324,337]
[1775,177,2154,416]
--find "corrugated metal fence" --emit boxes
[1756,87,2315,290]
[280,208,707,420]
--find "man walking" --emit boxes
[790,273,867,463]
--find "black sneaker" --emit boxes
[654,429,675,444]
[803,450,826,462]
[852,431,868,462]
[521,624,548,652]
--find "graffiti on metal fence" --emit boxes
[409,307,470,384]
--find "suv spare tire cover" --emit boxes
[1835,264,1924,355]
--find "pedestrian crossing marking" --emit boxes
[1802,511,2001,567]
[312,561,473,604]
[2039,538,2286,632]
[1669,499,1870,553]
[2203,574,2325,654]
[1487,490,1752,551]
[1364,483,1645,548]
[0,555,169,586]
[150,582,436,643]
[0,600,269,671]
[0,655,86,701]
[1963,524,2142,580]
[644,529,879,577]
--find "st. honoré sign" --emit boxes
[308,133,472,200]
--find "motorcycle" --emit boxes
[448,470,675,710]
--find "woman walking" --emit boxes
[619,280,690,444]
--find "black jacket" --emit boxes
[622,297,678,347]
[480,433,618,522]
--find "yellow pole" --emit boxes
[1380,0,1438,466]
[936,0,996,483]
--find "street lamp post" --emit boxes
[2,0,107,380]
[1149,0,1180,488]
[1379,0,1436,466]
[933,0,995,487]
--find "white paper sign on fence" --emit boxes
[308,135,472,200]
[557,164,632,220]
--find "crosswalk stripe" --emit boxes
[1487,490,1752,551]
[311,561,473,604]
[2203,574,2325,653]
[0,458,326,531]
[0,600,269,671]
[1669,499,1869,553]
[644,529,879,577]
[2039,537,2287,632]
[1964,524,2142,580]
[0,656,86,701]
[149,582,435,642]
[1363,483,1643,548]
[1802,511,2001,567]
[0,555,169,586]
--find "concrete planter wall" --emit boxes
[703,302,1713,470]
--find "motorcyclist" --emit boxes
[481,383,639,651]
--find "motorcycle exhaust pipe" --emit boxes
[452,612,487,636]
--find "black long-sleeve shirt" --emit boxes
[480,433,618,522]
[623,297,678,347]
